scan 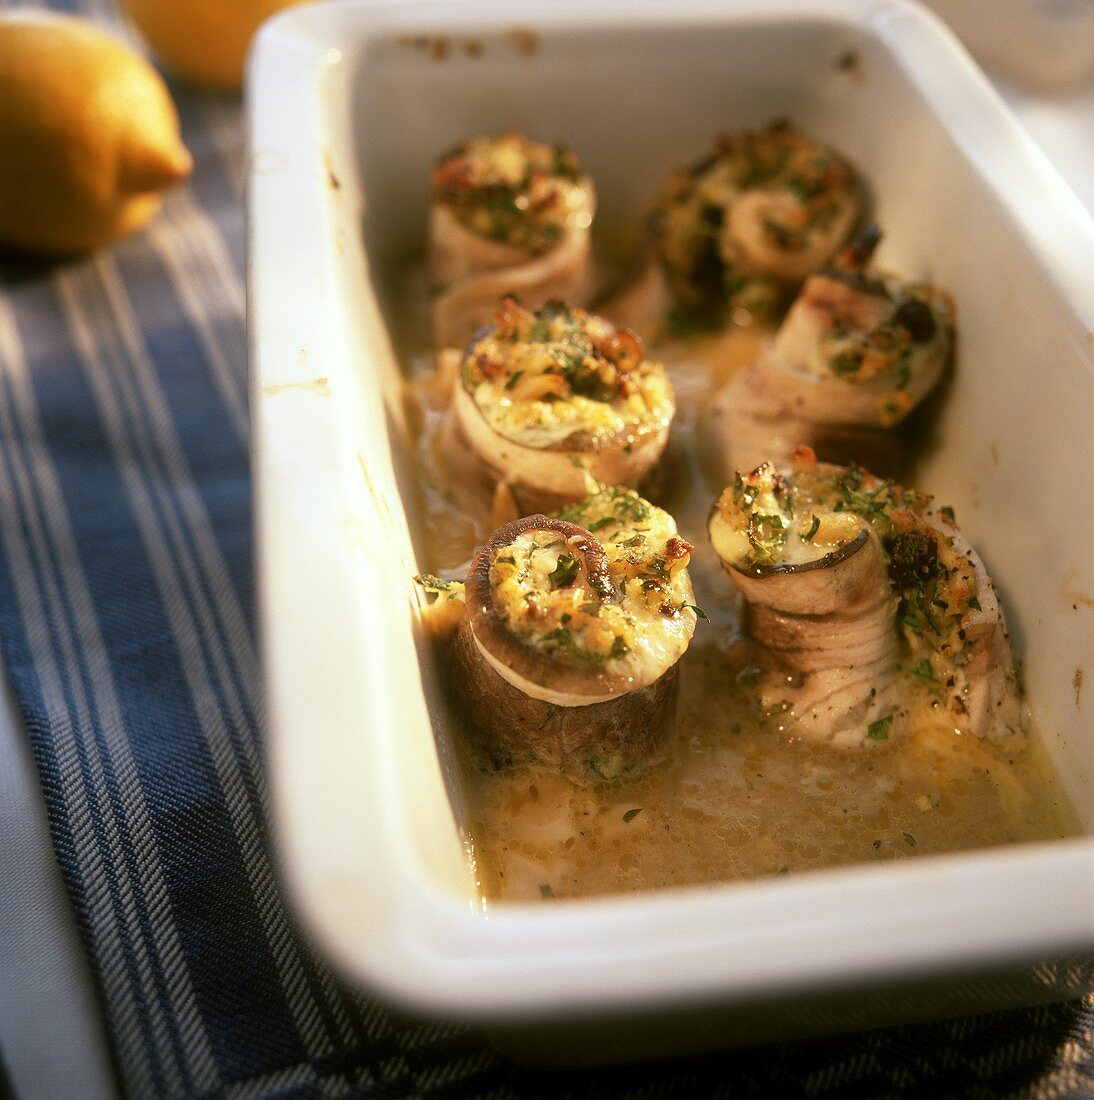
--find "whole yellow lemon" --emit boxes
[0,12,192,256]
[120,0,302,93]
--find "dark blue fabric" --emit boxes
[0,3,1090,1098]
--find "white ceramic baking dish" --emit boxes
[248,0,1094,1059]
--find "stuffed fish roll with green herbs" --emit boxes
[653,122,862,324]
[444,297,675,514]
[430,131,597,347]
[711,229,954,478]
[708,449,1023,750]
[442,488,698,785]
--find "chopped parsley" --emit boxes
[866,714,893,741]
[548,553,580,589]
[912,659,934,680]
[538,622,624,666]
[613,492,650,524]
[542,625,573,647]
[413,574,462,603]
[414,573,452,591]
[747,511,788,561]
[835,466,895,521]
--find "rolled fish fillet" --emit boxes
[447,297,675,514]
[708,450,1024,749]
[711,229,955,477]
[451,488,698,784]
[653,122,863,322]
[430,131,597,347]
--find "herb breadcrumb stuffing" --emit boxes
[461,297,674,451]
[486,487,697,682]
[432,131,591,253]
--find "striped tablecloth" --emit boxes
[0,1,1092,1097]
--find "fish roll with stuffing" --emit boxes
[448,488,698,784]
[711,228,954,477]
[652,122,862,324]
[430,131,597,347]
[708,449,1023,749]
[444,297,675,514]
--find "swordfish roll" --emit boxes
[713,229,955,476]
[451,298,675,513]
[452,493,698,784]
[709,451,1024,747]
[430,131,597,347]
[709,460,905,749]
[654,122,862,323]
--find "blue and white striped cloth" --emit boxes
[0,1,1092,1098]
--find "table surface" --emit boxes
[0,33,1092,1100]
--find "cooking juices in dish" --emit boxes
[401,126,1077,904]
[444,298,674,513]
[429,131,597,347]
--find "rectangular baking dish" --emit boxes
[248,0,1094,1058]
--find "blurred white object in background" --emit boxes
[924,0,1094,89]
[997,75,1094,215]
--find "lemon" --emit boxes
[120,0,302,92]
[0,12,192,256]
